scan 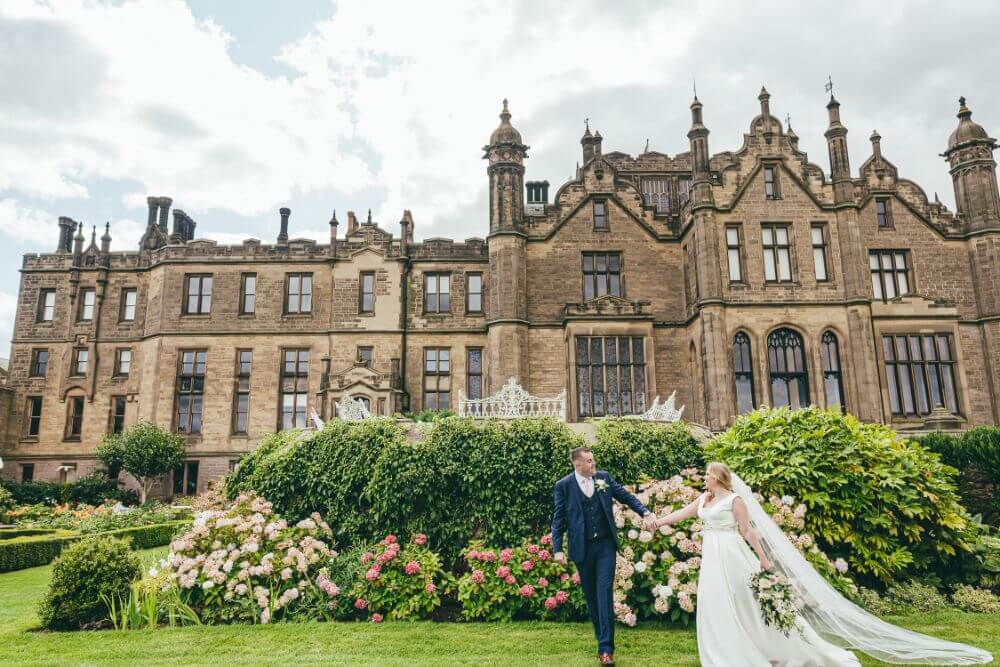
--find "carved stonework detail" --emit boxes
[564,294,652,318]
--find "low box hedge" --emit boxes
[0,527,65,541]
[0,520,188,572]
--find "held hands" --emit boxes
[641,512,658,530]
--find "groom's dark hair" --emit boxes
[570,446,592,462]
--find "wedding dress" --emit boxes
[696,491,861,666]
[695,472,993,666]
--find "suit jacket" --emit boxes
[550,470,651,564]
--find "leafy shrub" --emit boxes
[455,535,585,622]
[351,534,452,621]
[915,427,999,525]
[854,587,895,616]
[707,407,974,584]
[0,484,14,515]
[402,409,456,423]
[886,580,950,614]
[158,492,343,624]
[951,584,1000,613]
[38,536,141,630]
[611,470,856,627]
[591,419,703,485]
[229,417,583,564]
[0,474,135,508]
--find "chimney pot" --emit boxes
[157,197,172,232]
[278,207,290,243]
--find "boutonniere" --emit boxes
[595,479,609,493]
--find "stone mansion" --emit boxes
[2,90,998,494]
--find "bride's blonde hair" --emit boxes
[705,462,733,500]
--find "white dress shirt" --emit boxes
[575,471,595,498]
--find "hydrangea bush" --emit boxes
[611,469,856,626]
[351,534,452,622]
[455,535,586,621]
[157,492,343,624]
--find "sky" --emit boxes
[1,0,998,353]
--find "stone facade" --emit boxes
[2,92,998,494]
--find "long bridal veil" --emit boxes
[730,471,992,665]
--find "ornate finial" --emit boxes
[644,138,650,153]
[870,129,881,142]
[785,113,792,130]
[758,85,769,99]
[692,77,697,100]
[957,96,971,118]
[500,98,510,122]
[74,221,85,239]
[329,209,338,225]
[585,117,590,132]
[366,208,372,224]
[825,75,834,99]
[104,221,110,235]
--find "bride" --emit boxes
[655,462,993,666]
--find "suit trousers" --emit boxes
[576,536,616,655]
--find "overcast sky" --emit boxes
[1,0,998,352]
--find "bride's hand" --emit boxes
[759,557,773,572]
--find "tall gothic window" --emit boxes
[466,348,483,401]
[883,333,959,417]
[280,349,309,429]
[423,348,451,410]
[820,331,845,410]
[767,328,809,409]
[175,350,206,434]
[732,332,756,415]
[575,336,646,417]
[582,252,622,300]
[233,350,252,434]
[641,177,669,213]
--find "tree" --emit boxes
[97,421,185,504]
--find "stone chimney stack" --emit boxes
[278,207,290,244]
[146,197,159,230]
[57,216,76,253]
[400,210,414,256]
[347,210,359,236]
[157,197,172,232]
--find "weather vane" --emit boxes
[584,117,590,132]
[825,75,834,97]
[785,113,791,128]
[693,78,697,98]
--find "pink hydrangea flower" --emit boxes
[544,597,557,610]
[526,544,539,554]
[519,584,535,597]
[537,577,549,587]
[554,591,569,604]
[371,613,383,623]
[571,572,581,585]
[404,561,422,576]
[481,551,496,563]
[504,575,517,585]
[361,552,374,565]
[471,569,485,584]
[425,583,436,594]
[538,550,551,561]
[383,535,397,545]
[412,533,428,546]
[540,534,552,546]
[355,598,368,610]
[366,566,381,581]
[560,573,570,582]
[499,549,514,563]
[521,560,534,572]
[496,566,511,578]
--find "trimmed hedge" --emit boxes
[0,527,64,540]
[0,472,137,507]
[707,407,974,585]
[590,418,703,485]
[0,521,188,572]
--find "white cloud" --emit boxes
[0,198,58,245]
[0,290,17,356]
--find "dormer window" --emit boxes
[763,165,780,199]
[875,197,893,228]
[641,177,670,213]
[593,200,608,230]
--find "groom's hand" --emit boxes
[554,552,567,565]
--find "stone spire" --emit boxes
[484,99,529,233]
[72,221,85,259]
[688,94,712,206]
[101,222,112,254]
[329,209,338,254]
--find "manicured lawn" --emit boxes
[0,548,995,666]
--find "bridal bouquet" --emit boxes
[749,570,802,637]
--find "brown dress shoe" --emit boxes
[598,653,615,665]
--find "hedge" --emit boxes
[0,520,188,572]
[0,473,138,507]
[589,418,703,485]
[912,427,999,525]
[0,528,64,541]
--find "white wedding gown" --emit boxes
[696,492,861,667]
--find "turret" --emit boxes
[483,99,529,233]
[687,95,713,206]
[824,94,854,203]
[943,97,1000,231]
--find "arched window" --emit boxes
[357,396,372,412]
[821,331,845,410]
[767,328,809,409]
[733,332,756,415]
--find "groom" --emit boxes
[551,447,656,666]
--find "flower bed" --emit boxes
[7,501,189,534]
[158,493,343,624]
[351,534,452,622]
[455,535,586,621]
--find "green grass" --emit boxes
[0,547,995,666]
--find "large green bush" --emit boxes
[98,421,186,504]
[590,419,703,484]
[228,417,582,563]
[914,427,999,525]
[38,536,141,630]
[706,407,974,585]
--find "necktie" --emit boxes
[583,477,593,498]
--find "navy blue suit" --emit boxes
[551,470,651,655]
